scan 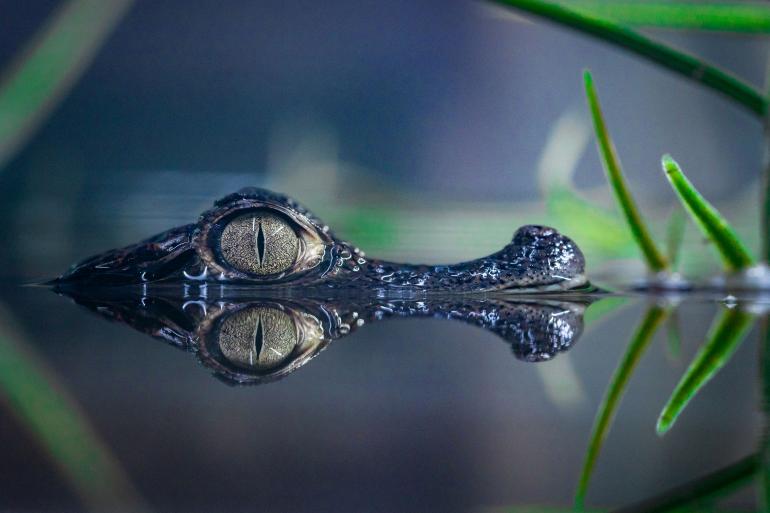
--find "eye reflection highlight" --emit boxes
[218,306,297,370]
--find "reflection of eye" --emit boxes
[220,212,299,275]
[218,307,297,370]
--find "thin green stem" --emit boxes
[575,305,668,508]
[584,71,668,272]
[565,1,770,33]
[492,0,767,117]
[662,155,755,271]
[759,315,770,512]
[657,307,755,435]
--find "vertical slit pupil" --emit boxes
[256,220,266,265]
[254,317,264,357]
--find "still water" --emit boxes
[0,281,763,512]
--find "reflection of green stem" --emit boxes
[575,305,668,508]
[664,311,681,362]
[759,315,770,511]
[0,308,148,512]
[614,454,758,513]
[491,0,767,117]
[662,155,755,272]
[584,71,668,272]
[657,307,755,435]
[0,0,134,171]
[564,1,770,33]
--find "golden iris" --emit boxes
[220,212,299,275]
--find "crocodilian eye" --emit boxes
[217,307,297,371]
[219,212,299,275]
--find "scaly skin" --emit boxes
[54,187,588,292]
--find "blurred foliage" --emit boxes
[0,306,147,512]
[0,0,133,171]
[612,454,759,513]
[664,208,686,272]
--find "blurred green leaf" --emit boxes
[583,295,629,328]
[546,187,636,259]
[576,305,668,508]
[584,70,668,272]
[665,208,687,271]
[657,307,755,435]
[0,0,133,171]
[491,0,766,116]
[565,1,770,33]
[536,110,637,265]
[0,307,148,512]
[662,155,755,271]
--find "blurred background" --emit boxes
[1,0,767,280]
[0,1,768,512]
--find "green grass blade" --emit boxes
[613,454,758,513]
[584,71,668,272]
[565,1,770,33]
[0,308,149,512]
[575,305,668,508]
[661,155,755,271]
[491,0,767,117]
[657,307,755,435]
[0,0,134,171]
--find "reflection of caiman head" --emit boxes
[54,288,598,385]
